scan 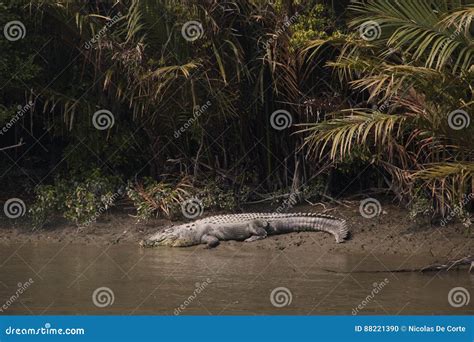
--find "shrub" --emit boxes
[29,170,123,228]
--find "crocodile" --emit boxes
[140,212,349,248]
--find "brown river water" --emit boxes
[0,242,472,315]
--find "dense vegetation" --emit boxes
[0,0,472,227]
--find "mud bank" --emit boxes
[0,203,472,260]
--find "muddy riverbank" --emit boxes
[0,205,474,260]
[0,203,472,259]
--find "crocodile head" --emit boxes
[140,224,197,247]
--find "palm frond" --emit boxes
[300,110,406,160]
[349,0,474,73]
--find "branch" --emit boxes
[0,139,25,152]
[323,256,473,273]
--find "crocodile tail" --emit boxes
[296,214,349,243]
[333,218,349,243]
[316,215,349,243]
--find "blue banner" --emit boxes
[0,316,473,342]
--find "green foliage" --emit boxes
[198,182,251,212]
[302,0,474,217]
[127,177,252,221]
[12,0,348,190]
[29,170,123,228]
[127,177,194,221]
[0,1,41,86]
[3,0,472,229]
[0,1,42,123]
[290,4,338,50]
[29,183,68,228]
[408,190,434,220]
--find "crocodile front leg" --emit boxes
[244,220,268,242]
[201,234,220,248]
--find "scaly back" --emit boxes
[193,212,344,224]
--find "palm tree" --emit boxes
[301,0,473,217]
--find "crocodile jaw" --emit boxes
[140,225,197,247]
[140,237,195,247]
